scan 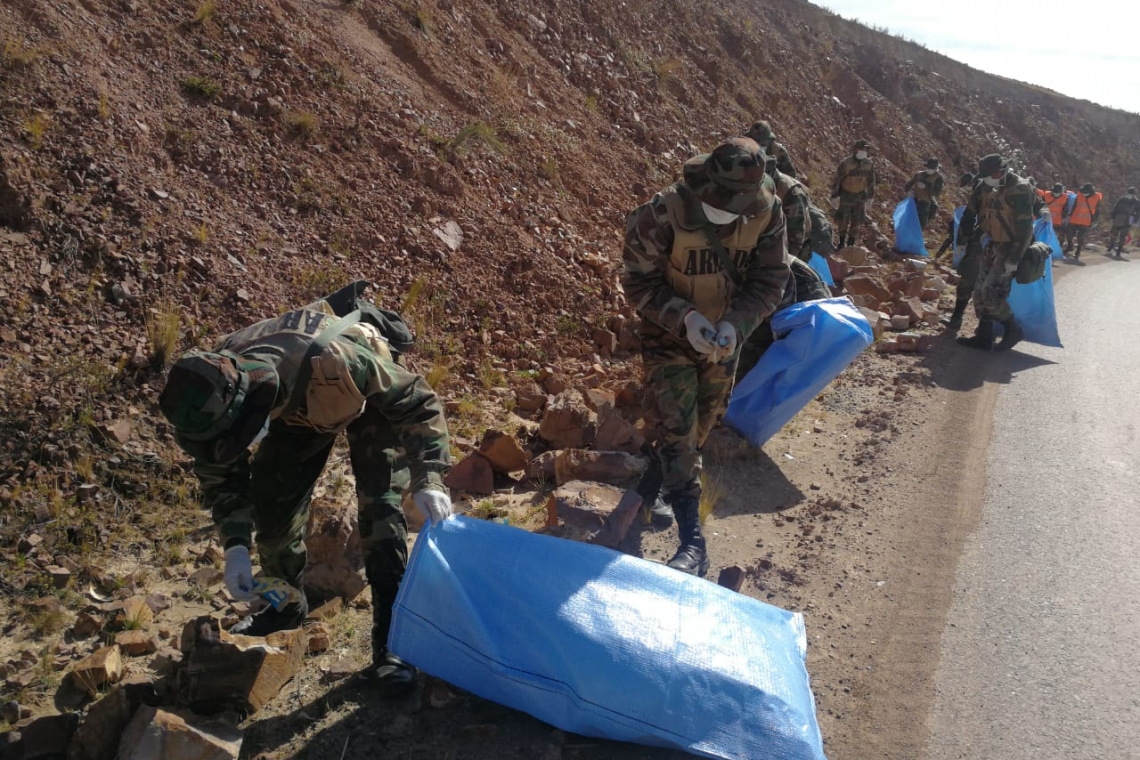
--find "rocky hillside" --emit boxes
[2,0,1139,750]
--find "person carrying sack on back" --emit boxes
[1107,187,1140,258]
[830,139,877,248]
[1062,183,1103,260]
[158,281,453,697]
[623,138,790,577]
[903,158,945,230]
[955,153,1035,352]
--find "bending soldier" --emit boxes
[158,283,453,697]
[904,158,945,230]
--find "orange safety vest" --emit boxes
[1039,190,1069,227]
[1069,192,1102,227]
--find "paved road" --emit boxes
[926,257,1140,759]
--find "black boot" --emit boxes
[230,596,308,637]
[995,316,1024,352]
[635,453,673,529]
[364,649,418,698]
[942,300,968,332]
[666,497,709,578]
[956,319,994,351]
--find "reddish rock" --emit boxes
[443,452,495,496]
[538,390,597,450]
[545,481,642,548]
[842,274,891,303]
[478,430,530,474]
[553,449,647,486]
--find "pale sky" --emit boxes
[811,1,1140,114]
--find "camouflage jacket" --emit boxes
[831,155,876,200]
[904,169,945,202]
[773,170,812,260]
[1110,193,1140,225]
[194,301,451,548]
[622,181,790,343]
[963,172,1035,252]
[771,142,797,178]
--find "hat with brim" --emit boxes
[682,137,766,217]
[978,153,1007,176]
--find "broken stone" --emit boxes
[115,630,158,657]
[181,617,305,715]
[119,706,242,760]
[545,481,642,548]
[591,408,645,454]
[188,567,225,588]
[889,314,911,331]
[717,566,746,593]
[442,452,495,496]
[17,712,80,759]
[477,430,529,474]
[304,623,330,654]
[72,611,104,638]
[834,246,870,266]
[45,565,71,588]
[553,449,647,486]
[431,220,463,252]
[525,451,557,482]
[115,596,154,631]
[305,597,342,622]
[100,419,132,445]
[304,501,361,569]
[69,645,124,696]
[302,563,366,604]
[842,274,891,303]
[538,390,597,449]
[514,382,547,413]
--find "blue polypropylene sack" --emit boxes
[724,298,873,448]
[892,196,929,257]
[808,252,835,286]
[389,517,827,760]
[951,205,966,267]
[1033,217,1064,260]
[1008,254,1062,347]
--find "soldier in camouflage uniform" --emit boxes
[956,153,1035,351]
[904,158,945,230]
[1108,187,1139,257]
[764,155,813,262]
[158,284,452,697]
[830,139,877,248]
[746,120,797,178]
[623,138,790,577]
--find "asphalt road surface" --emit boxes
[925,257,1140,759]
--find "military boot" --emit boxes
[364,649,418,698]
[634,455,673,529]
[995,316,1025,352]
[956,319,994,351]
[942,300,968,332]
[666,497,709,578]
[230,596,308,637]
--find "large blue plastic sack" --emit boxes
[892,196,929,257]
[725,298,873,448]
[951,205,966,266]
[389,517,827,760]
[808,252,835,286]
[1033,217,1064,260]
[1008,254,1062,347]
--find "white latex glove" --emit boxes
[413,489,453,525]
[714,321,738,357]
[1037,207,1052,220]
[828,197,840,210]
[224,545,258,602]
[682,310,717,355]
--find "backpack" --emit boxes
[321,279,415,355]
[1015,242,1050,285]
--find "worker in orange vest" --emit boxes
[1062,183,1103,260]
[1038,182,1072,233]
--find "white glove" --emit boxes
[1038,207,1052,220]
[413,489,453,525]
[682,310,717,355]
[863,199,874,214]
[224,545,258,602]
[828,197,840,210]
[714,321,738,356]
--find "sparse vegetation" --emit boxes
[23,113,49,149]
[1,38,43,70]
[192,0,217,25]
[699,471,725,524]
[284,110,319,140]
[446,122,504,160]
[180,75,221,99]
[146,300,182,369]
[97,90,111,120]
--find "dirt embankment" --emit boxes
[1,0,1137,755]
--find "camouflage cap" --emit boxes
[682,138,767,216]
[977,154,1007,176]
[852,139,873,151]
[745,120,774,144]
[159,351,278,462]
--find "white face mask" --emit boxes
[701,202,741,225]
[983,175,1001,187]
[855,151,868,160]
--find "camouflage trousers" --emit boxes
[1109,225,1131,252]
[834,194,867,243]
[248,408,409,652]
[1060,224,1089,255]
[640,323,738,502]
[954,235,984,308]
[915,199,937,230]
[972,241,1023,322]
